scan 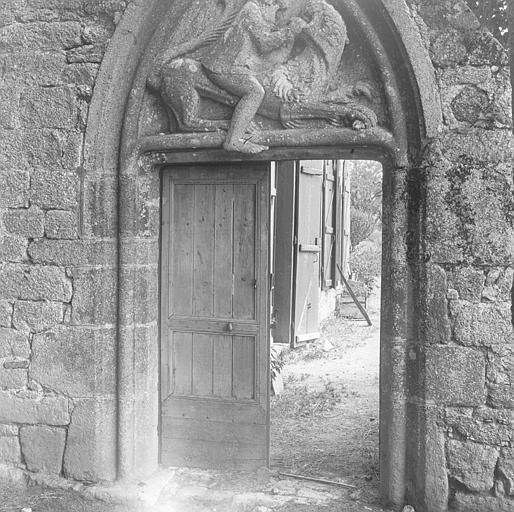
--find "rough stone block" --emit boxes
[422,265,451,343]
[453,492,514,511]
[451,301,514,346]
[0,366,28,390]
[0,88,18,129]
[0,301,13,327]
[426,346,486,406]
[45,210,79,239]
[20,426,66,474]
[447,439,498,491]
[20,87,78,129]
[71,268,117,325]
[31,327,116,397]
[0,265,72,302]
[13,301,63,333]
[444,407,514,446]
[447,267,485,303]
[30,171,79,210]
[4,207,45,238]
[64,398,116,481]
[0,391,69,425]
[28,240,116,267]
[0,21,82,52]
[430,30,467,67]
[0,328,30,359]
[0,171,30,208]
[0,236,27,263]
[499,448,514,495]
[484,267,514,303]
[0,437,21,466]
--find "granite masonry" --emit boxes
[0,1,512,512]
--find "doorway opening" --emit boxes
[270,159,383,502]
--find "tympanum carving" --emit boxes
[147,0,378,153]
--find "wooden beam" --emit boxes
[336,264,373,327]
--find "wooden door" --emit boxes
[160,163,270,469]
[292,160,322,346]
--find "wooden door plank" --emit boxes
[172,332,193,396]
[272,161,295,345]
[214,184,234,318]
[161,439,266,470]
[233,185,256,320]
[193,185,215,317]
[161,417,267,445]
[171,183,194,316]
[162,396,266,424]
[192,333,213,396]
[233,336,255,400]
[213,335,233,398]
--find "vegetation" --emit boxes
[465,0,508,45]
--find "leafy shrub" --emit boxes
[350,238,382,289]
[350,208,377,249]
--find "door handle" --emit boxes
[227,323,234,332]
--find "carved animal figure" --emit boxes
[147,0,378,152]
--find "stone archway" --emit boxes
[83,1,445,510]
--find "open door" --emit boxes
[160,163,270,469]
[292,160,323,346]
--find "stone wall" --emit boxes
[0,0,128,482]
[0,1,513,511]
[406,1,514,510]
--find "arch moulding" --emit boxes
[83,1,444,510]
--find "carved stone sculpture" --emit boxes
[147,0,378,153]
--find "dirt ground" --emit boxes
[271,288,381,505]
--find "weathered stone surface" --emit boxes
[64,398,116,481]
[45,210,79,239]
[30,171,79,209]
[422,265,451,343]
[484,267,514,302]
[0,391,69,425]
[444,407,514,446]
[0,301,13,327]
[467,31,509,67]
[447,267,485,303]
[0,236,27,263]
[499,448,514,496]
[20,86,78,129]
[0,366,28,390]
[0,21,82,52]
[4,207,45,238]
[0,171,30,208]
[12,301,63,333]
[0,265,72,302]
[28,240,116,267]
[426,346,486,406]
[31,327,116,397]
[0,328,30,359]
[20,426,66,474]
[447,439,498,491]
[82,177,117,237]
[437,66,492,87]
[0,436,21,466]
[451,85,490,124]
[71,268,117,325]
[430,30,467,67]
[451,301,514,346]
[453,492,514,512]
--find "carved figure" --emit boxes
[148,0,378,153]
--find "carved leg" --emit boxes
[208,72,269,154]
